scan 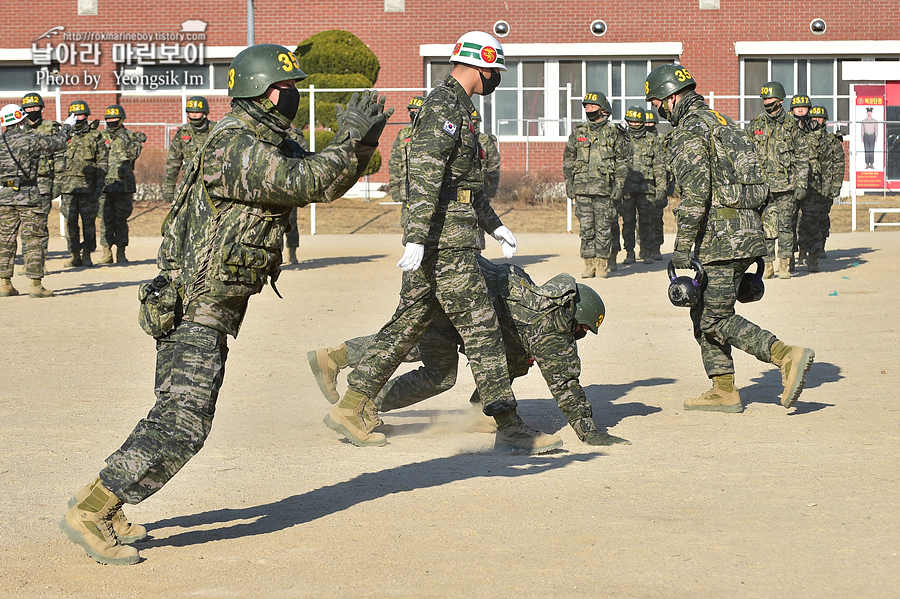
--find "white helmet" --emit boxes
[1,104,26,127]
[449,31,507,71]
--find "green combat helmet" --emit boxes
[760,81,786,100]
[624,105,644,122]
[105,104,126,120]
[407,96,424,110]
[227,44,307,98]
[644,108,658,124]
[582,91,611,113]
[810,105,827,119]
[645,63,696,101]
[21,93,44,109]
[790,95,812,109]
[68,100,91,115]
[185,95,210,113]
[575,283,606,334]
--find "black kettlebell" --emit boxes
[737,257,766,303]
[667,257,705,307]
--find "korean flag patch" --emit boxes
[442,120,458,137]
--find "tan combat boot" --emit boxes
[287,247,299,264]
[62,251,82,268]
[307,344,348,404]
[684,374,743,413]
[98,245,114,264]
[607,252,618,272]
[581,258,595,279]
[28,278,54,298]
[0,278,19,297]
[770,341,815,409]
[67,476,146,543]
[59,479,140,565]
[573,418,630,446]
[623,249,636,264]
[324,389,387,447]
[116,246,128,263]
[81,249,93,267]
[763,261,775,279]
[806,252,819,272]
[594,257,608,279]
[494,410,563,454]
[777,257,791,279]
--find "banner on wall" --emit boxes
[854,85,885,189]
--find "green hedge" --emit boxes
[295,30,380,84]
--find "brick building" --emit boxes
[2,1,898,188]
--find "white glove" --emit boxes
[397,242,425,272]
[491,226,517,259]
[63,113,77,126]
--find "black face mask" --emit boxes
[73,119,89,132]
[106,119,121,130]
[409,110,418,125]
[656,101,670,121]
[585,110,601,122]
[574,327,588,341]
[479,69,501,95]
[189,116,206,126]
[275,85,300,122]
[25,111,42,123]
[764,101,781,114]
[628,123,644,133]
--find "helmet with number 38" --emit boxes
[645,63,697,102]
[227,44,307,98]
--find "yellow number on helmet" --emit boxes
[277,53,294,72]
[645,81,650,94]
[761,86,770,95]
[228,68,235,88]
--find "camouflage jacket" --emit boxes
[164,119,217,200]
[157,100,375,337]
[22,117,63,197]
[563,119,630,197]
[801,125,827,194]
[479,132,500,199]
[624,128,667,196]
[821,132,846,199]
[479,255,591,426]
[0,125,68,207]
[668,92,766,262]
[388,124,413,205]
[746,108,809,194]
[404,75,504,249]
[58,124,108,195]
[102,126,145,193]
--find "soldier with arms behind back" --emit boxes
[389,95,423,230]
[163,95,217,205]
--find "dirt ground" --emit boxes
[1,225,899,598]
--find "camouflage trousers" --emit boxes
[762,191,797,261]
[284,206,299,249]
[0,205,47,279]
[574,194,617,259]
[100,322,228,504]
[642,196,667,250]
[690,258,777,378]
[818,194,834,242]
[61,192,98,253]
[18,194,52,259]
[614,194,638,253]
[346,248,516,416]
[100,191,133,248]
[797,191,825,253]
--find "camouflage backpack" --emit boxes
[693,109,768,211]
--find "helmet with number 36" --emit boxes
[645,63,697,102]
[227,44,307,98]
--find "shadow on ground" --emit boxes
[742,360,841,414]
[283,254,388,271]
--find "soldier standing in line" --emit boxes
[57,100,108,268]
[59,44,390,566]
[1,104,75,298]
[472,108,500,251]
[644,107,669,257]
[795,104,827,272]
[623,106,667,265]
[646,63,814,413]
[323,31,561,454]
[389,95,423,230]
[97,105,146,264]
[19,93,62,274]
[746,83,809,280]
[309,255,629,446]
[788,95,815,273]
[813,106,845,258]
[563,91,629,278]
[163,96,216,205]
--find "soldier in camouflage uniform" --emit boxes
[57,100,108,268]
[473,108,500,250]
[623,106,667,264]
[389,96,423,230]
[59,44,389,566]
[97,105,146,264]
[746,83,809,279]
[325,31,561,454]
[812,106,845,259]
[795,104,828,272]
[563,91,630,279]
[1,105,73,297]
[646,63,815,413]
[163,95,216,205]
[310,256,628,445]
[20,93,63,271]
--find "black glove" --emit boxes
[672,243,692,270]
[653,188,668,207]
[360,93,393,147]
[335,91,383,144]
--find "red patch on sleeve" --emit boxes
[104,139,110,144]
[181,135,192,141]
[577,137,588,141]
[402,137,411,142]
[754,130,764,135]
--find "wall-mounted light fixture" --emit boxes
[591,19,607,37]
[810,18,827,35]
[493,20,510,38]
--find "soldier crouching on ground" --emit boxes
[645,63,815,413]
[59,44,392,566]
[309,255,629,446]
